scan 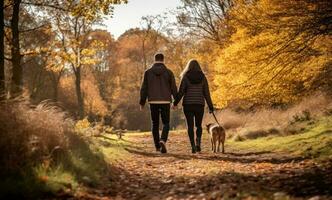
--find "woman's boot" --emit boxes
[192,146,197,154]
[196,137,201,152]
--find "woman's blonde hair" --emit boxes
[180,59,203,79]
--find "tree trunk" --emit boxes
[50,72,61,102]
[52,80,58,101]
[0,0,4,96]
[75,67,84,119]
[10,0,22,96]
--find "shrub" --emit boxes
[291,110,311,124]
[0,100,71,171]
[75,118,91,133]
[207,93,332,140]
[233,134,245,142]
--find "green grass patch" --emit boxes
[34,165,76,193]
[93,134,133,162]
[228,117,332,159]
[0,170,48,199]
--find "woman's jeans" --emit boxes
[183,104,204,149]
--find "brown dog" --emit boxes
[206,123,226,153]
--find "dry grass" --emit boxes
[0,99,72,171]
[204,93,332,140]
[0,99,118,199]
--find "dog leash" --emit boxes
[211,111,221,127]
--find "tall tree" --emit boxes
[4,0,126,116]
[177,0,233,45]
[52,0,127,119]
[140,15,165,70]
[212,0,332,107]
[10,0,22,96]
[0,0,4,95]
[53,14,90,119]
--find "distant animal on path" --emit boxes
[206,123,226,153]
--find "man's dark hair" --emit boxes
[154,53,164,62]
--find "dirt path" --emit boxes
[99,132,331,200]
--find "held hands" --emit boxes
[140,104,178,110]
[171,104,178,110]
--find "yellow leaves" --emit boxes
[210,0,332,107]
[68,0,127,21]
[45,50,67,72]
[90,40,106,49]
[230,27,247,43]
[46,64,64,73]
[81,48,94,56]
[75,118,91,132]
[45,34,104,71]
[81,57,99,65]
[81,47,101,65]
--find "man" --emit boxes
[140,53,177,153]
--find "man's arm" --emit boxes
[139,71,148,106]
[169,70,178,102]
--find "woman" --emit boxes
[173,60,214,153]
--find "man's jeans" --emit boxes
[149,104,170,149]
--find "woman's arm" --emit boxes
[169,70,178,101]
[173,77,187,106]
[203,76,214,112]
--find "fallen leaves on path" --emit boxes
[80,133,332,200]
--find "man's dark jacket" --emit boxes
[139,63,177,105]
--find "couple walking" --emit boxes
[139,53,214,154]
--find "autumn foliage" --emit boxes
[211,0,332,108]
[1,0,331,128]
[1,0,332,199]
